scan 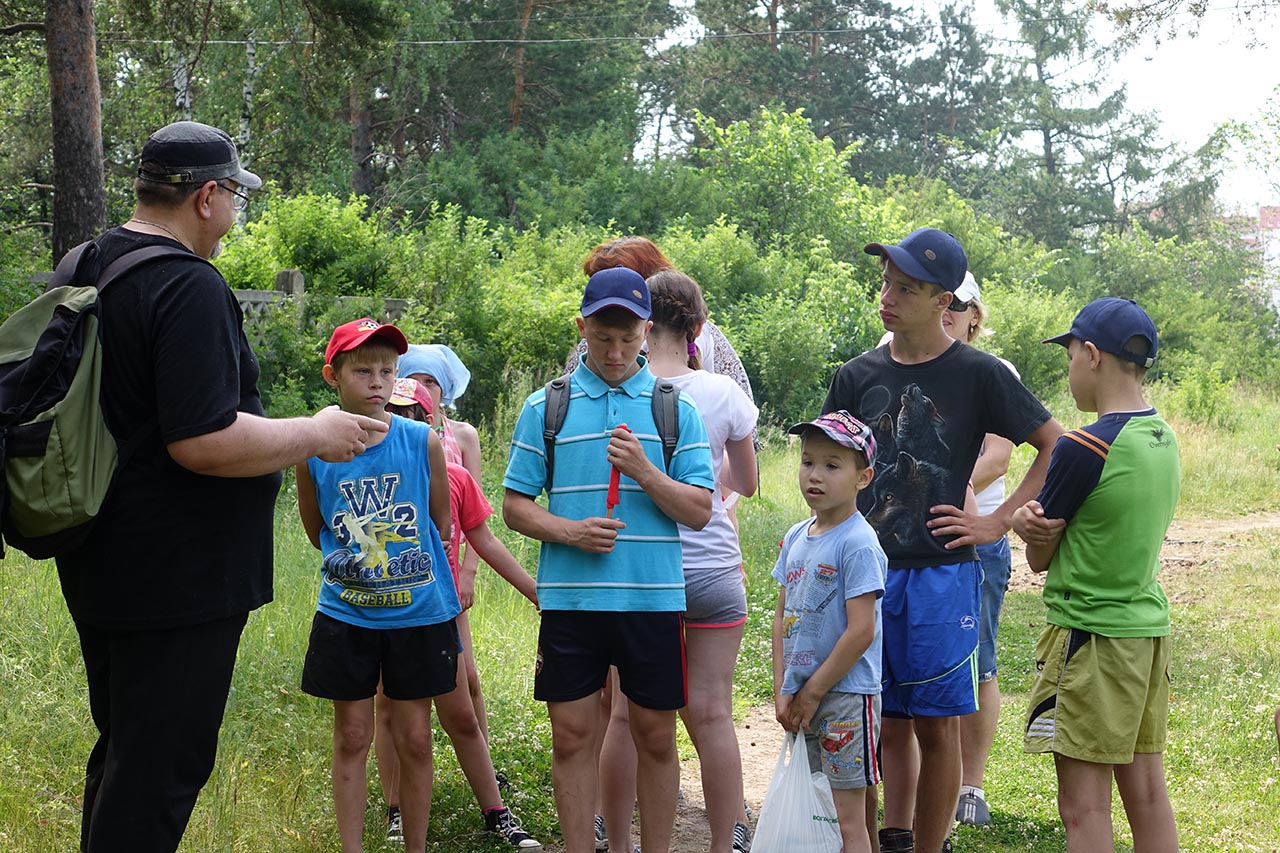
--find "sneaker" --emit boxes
[956,790,991,826]
[732,820,753,852]
[496,770,512,793]
[485,807,542,850]
[594,814,609,851]
[386,805,403,843]
[941,839,953,853]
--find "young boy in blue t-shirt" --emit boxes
[297,318,535,853]
[772,411,888,853]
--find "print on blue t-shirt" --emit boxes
[771,511,887,696]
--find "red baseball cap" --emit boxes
[324,318,408,365]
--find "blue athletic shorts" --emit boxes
[881,561,980,718]
[976,537,1012,682]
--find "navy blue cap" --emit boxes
[864,228,968,293]
[581,267,651,319]
[1043,297,1159,369]
[137,121,262,189]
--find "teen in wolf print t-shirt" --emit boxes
[823,340,1049,569]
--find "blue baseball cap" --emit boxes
[864,228,968,293]
[788,410,877,468]
[581,267,651,319]
[1043,297,1159,369]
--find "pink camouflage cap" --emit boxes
[787,410,877,468]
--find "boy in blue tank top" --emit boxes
[297,319,537,853]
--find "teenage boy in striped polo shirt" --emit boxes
[503,267,715,853]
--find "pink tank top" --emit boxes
[438,416,464,467]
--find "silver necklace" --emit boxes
[127,217,188,248]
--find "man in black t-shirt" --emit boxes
[822,228,1063,853]
[54,122,387,853]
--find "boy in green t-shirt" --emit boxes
[1013,297,1179,852]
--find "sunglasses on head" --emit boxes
[947,298,972,312]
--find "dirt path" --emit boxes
[553,512,1280,852]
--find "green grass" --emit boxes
[2,385,1279,850]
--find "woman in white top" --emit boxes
[597,270,760,853]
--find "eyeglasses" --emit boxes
[947,298,973,312]
[217,182,250,212]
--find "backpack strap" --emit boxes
[46,239,212,295]
[651,380,680,473]
[542,376,571,490]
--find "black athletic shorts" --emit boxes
[534,610,687,710]
[301,611,459,701]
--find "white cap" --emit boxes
[954,271,980,303]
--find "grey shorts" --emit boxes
[803,691,882,790]
[684,564,748,628]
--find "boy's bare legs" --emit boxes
[457,610,491,742]
[332,698,376,853]
[630,701,680,853]
[960,677,1000,791]
[865,786,881,852]
[550,695,605,853]
[433,663,503,810]
[679,625,749,853]
[373,685,400,816]
[879,717,918,830]
[1053,753,1116,852]
[1115,753,1178,852]
[833,786,873,853]
[600,673,639,850]
[592,679,613,839]
[913,715,961,853]
[387,697,435,853]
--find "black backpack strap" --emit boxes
[542,376,571,490]
[46,239,211,295]
[651,381,680,473]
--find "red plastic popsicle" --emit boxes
[606,424,630,517]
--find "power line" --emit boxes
[95,2,1278,50]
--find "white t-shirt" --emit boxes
[975,356,1019,516]
[663,370,759,567]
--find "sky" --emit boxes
[971,0,1280,213]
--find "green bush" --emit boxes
[216,193,419,297]
[978,280,1079,400]
[1159,360,1242,432]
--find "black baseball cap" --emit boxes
[137,121,262,189]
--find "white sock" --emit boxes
[960,785,985,801]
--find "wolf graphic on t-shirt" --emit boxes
[862,383,953,550]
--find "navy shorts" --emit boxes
[975,537,1012,681]
[301,611,460,701]
[881,561,980,718]
[534,610,687,710]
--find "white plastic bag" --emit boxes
[752,730,843,852]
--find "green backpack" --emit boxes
[0,239,207,559]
